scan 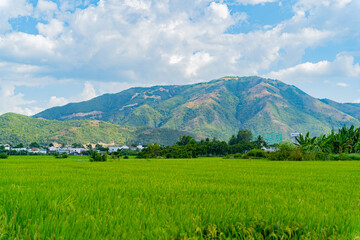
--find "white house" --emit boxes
[0,144,10,151]
[12,148,28,152]
[136,145,144,150]
[120,145,129,150]
[261,146,278,152]
[109,147,121,153]
[69,148,87,155]
[29,148,47,154]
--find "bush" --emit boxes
[54,152,68,159]
[268,142,296,161]
[245,149,266,159]
[289,147,303,161]
[123,156,129,159]
[89,151,107,162]
[233,153,243,159]
[0,153,8,159]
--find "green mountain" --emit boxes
[34,76,360,143]
[0,113,190,146]
[319,98,360,120]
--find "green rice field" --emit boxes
[0,156,360,239]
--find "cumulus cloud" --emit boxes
[336,82,349,87]
[0,0,359,113]
[266,54,360,83]
[0,0,33,32]
[48,82,98,108]
[0,85,42,115]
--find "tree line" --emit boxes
[138,130,267,158]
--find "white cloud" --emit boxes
[337,82,349,87]
[0,0,359,112]
[0,0,33,32]
[48,96,69,108]
[37,19,64,39]
[80,82,97,101]
[266,54,360,83]
[209,2,230,20]
[35,0,58,19]
[0,84,42,115]
[47,82,98,108]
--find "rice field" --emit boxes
[0,156,360,239]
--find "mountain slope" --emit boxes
[34,76,360,142]
[0,113,190,146]
[320,98,360,120]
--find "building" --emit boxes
[109,147,121,153]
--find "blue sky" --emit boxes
[0,0,359,115]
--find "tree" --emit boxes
[236,129,253,143]
[255,135,267,148]
[29,142,40,148]
[228,135,237,145]
[72,143,84,148]
[15,143,24,148]
[176,135,193,146]
[49,143,54,147]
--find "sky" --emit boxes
[0,0,360,115]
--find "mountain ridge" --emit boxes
[33,76,360,142]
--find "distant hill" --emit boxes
[34,76,360,142]
[0,113,191,146]
[319,99,360,120]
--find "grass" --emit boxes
[0,156,360,239]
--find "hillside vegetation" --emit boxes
[0,113,191,146]
[34,76,360,142]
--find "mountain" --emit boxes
[319,98,360,120]
[34,76,360,143]
[0,113,191,146]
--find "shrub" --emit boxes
[233,153,243,159]
[89,151,107,162]
[0,153,8,159]
[245,149,266,158]
[289,147,303,161]
[54,152,69,159]
[123,156,129,159]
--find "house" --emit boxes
[69,148,88,155]
[12,148,28,152]
[0,144,10,151]
[29,148,47,154]
[129,146,137,151]
[109,147,121,153]
[261,146,278,152]
[136,145,144,150]
[48,147,59,153]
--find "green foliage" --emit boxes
[14,143,24,148]
[89,151,107,162]
[0,113,189,146]
[0,153,8,159]
[244,149,266,159]
[72,143,84,148]
[0,156,359,239]
[296,125,360,155]
[54,152,68,159]
[29,142,40,148]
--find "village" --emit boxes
[0,144,145,155]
